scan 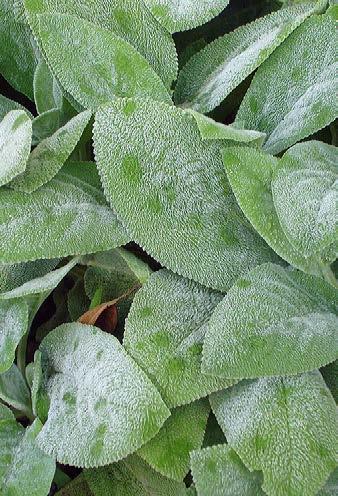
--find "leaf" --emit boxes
[0,299,28,373]
[190,445,265,496]
[187,110,266,145]
[0,405,56,496]
[83,454,187,496]
[33,57,63,114]
[0,0,37,99]
[235,10,337,154]
[0,166,129,263]
[0,93,33,122]
[32,108,62,146]
[0,258,59,293]
[0,364,32,417]
[34,13,172,110]
[31,350,49,421]
[94,98,280,291]
[0,258,78,300]
[174,1,322,113]
[124,269,236,408]
[210,371,338,496]
[36,323,170,467]
[138,399,209,481]
[202,263,338,379]
[24,0,178,90]
[271,141,338,259]
[0,110,32,187]
[144,0,230,33]
[10,110,92,192]
[223,145,330,275]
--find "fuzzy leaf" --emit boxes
[0,258,77,300]
[236,10,337,154]
[0,94,33,122]
[187,110,266,145]
[223,145,330,274]
[0,299,28,373]
[36,323,170,467]
[202,263,338,379]
[144,0,230,33]
[191,445,265,496]
[138,399,209,481]
[84,454,187,496]
[0,0,37,99]
[0,364,31,417]
[33,58,63,114]
[210,371,338,496]
[0,166,129,263]
[318,469,338,496]
[10,110,91,192]
[271,141,338,258]
[124,269,235,407]
[94,98,279,291]
[0,405,56,496]
[0,259,59,293]
[0,110,32,187]
[175,1,322,113]
[34,13,171,110]
[24,0,178,89]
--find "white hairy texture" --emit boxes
[0,110,32,187]
[37,323,170,467]
[124,269,236,408]
[0,301,28,373]
[202,263,338,379]
[210,372,338,496]
[175,1,321,113]
[236,11,337,154]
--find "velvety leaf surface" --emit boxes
[0,405,56,496]
[0,364,32,417]
[236,10,337,154]
[271,141,338,258]
[31,108,63,146]
[203,263,338,378]
[144,0,230,33]
[0,167,129,263]
[124,269,235,407]
[223,146,329,274]
[187,110,266,144]
[210,372,338,496]
[0,259,59,293]
[35,13,172,109]
[174,1,321,113]
[0,0,37,99]
[0,299,28,373]
[10,110,91,192]
[138,399,209,481]
[0,94,33,122]
[36,323,170,467]
[25,0,178,89]
[33,57,63,114]
[317,469,338,496]
[0,110,32,187]
[0,258,77,300]
[191,445,265,496]
[94,98,279,291]
[84,454,187,496]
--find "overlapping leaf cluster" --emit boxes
[0,1,337,495]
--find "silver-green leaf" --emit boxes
[94,98,279,292]
[202,263,338,379]
[210,372,338,496]
[236,10,337,154]
[36,323,170,467]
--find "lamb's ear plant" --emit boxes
[0,1,337,495]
